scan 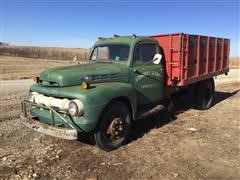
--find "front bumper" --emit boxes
[20,100,78,140]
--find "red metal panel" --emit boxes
[151,33,183,85]
[150,33,230,87]
[187,35,198,79]
[208,37,215,73]
[206,37,210,73]
[221,38,224,69]
[196,35,200,76]
[182,34,188,81]
[199,36,207,75]
[223,39,230,69]
[216,38,222,71]
[214,38,217,72]
[226,39,230,68]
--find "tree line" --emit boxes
[0,45,89,61]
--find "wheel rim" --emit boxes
[104,114,126,143]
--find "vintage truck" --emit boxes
[21,33,230,151]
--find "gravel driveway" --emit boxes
[0,69,239,179]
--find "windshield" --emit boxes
[90,44,130,62]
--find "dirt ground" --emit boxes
[0,72,240,179]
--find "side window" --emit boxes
[134,43,157,65]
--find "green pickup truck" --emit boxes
[21,33,230,151]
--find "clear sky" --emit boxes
[1,0,239,56]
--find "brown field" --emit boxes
[0,56,79,80]
[0,45,89,61]
[230,57,240,68]
[0,55,239,80]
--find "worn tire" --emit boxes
[195,78,215,110]
[94,101,131,151]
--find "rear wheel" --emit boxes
[195,78,215,110]
[94,101,131,151]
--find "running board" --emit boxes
[136,104,165,120]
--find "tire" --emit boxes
[195,78,215,110]
[94,101,132,151]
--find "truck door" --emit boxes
[132,42,164,106]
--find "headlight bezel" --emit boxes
[68,100,84,116]
[26,92,35,103]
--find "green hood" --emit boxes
[39,62,129,87]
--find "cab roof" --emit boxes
[94,35,156,46]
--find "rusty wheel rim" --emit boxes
[105,115,125,143]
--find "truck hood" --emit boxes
[39,62,129,87]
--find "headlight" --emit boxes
[27,92,35,103]
[68,100,84,116]
[68,101,78,116]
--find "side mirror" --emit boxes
[153,54,162,64]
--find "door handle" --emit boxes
[160,68,164,74]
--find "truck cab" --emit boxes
[89,36,165,106]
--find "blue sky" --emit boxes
[1,0,239,56]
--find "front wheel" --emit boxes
[94,101,131,151]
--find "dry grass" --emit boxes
[230,57,240,68]
[0,45,89,61]
[0,56,77,80]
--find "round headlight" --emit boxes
[68,101,78,116]
[27,92,35,103]
[68,100,84,116]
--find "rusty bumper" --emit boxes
[20,100,78,140]
[20,113,78,140]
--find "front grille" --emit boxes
[90,73,122,82]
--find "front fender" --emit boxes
[80,82,137,131]
[30,82,136,132]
